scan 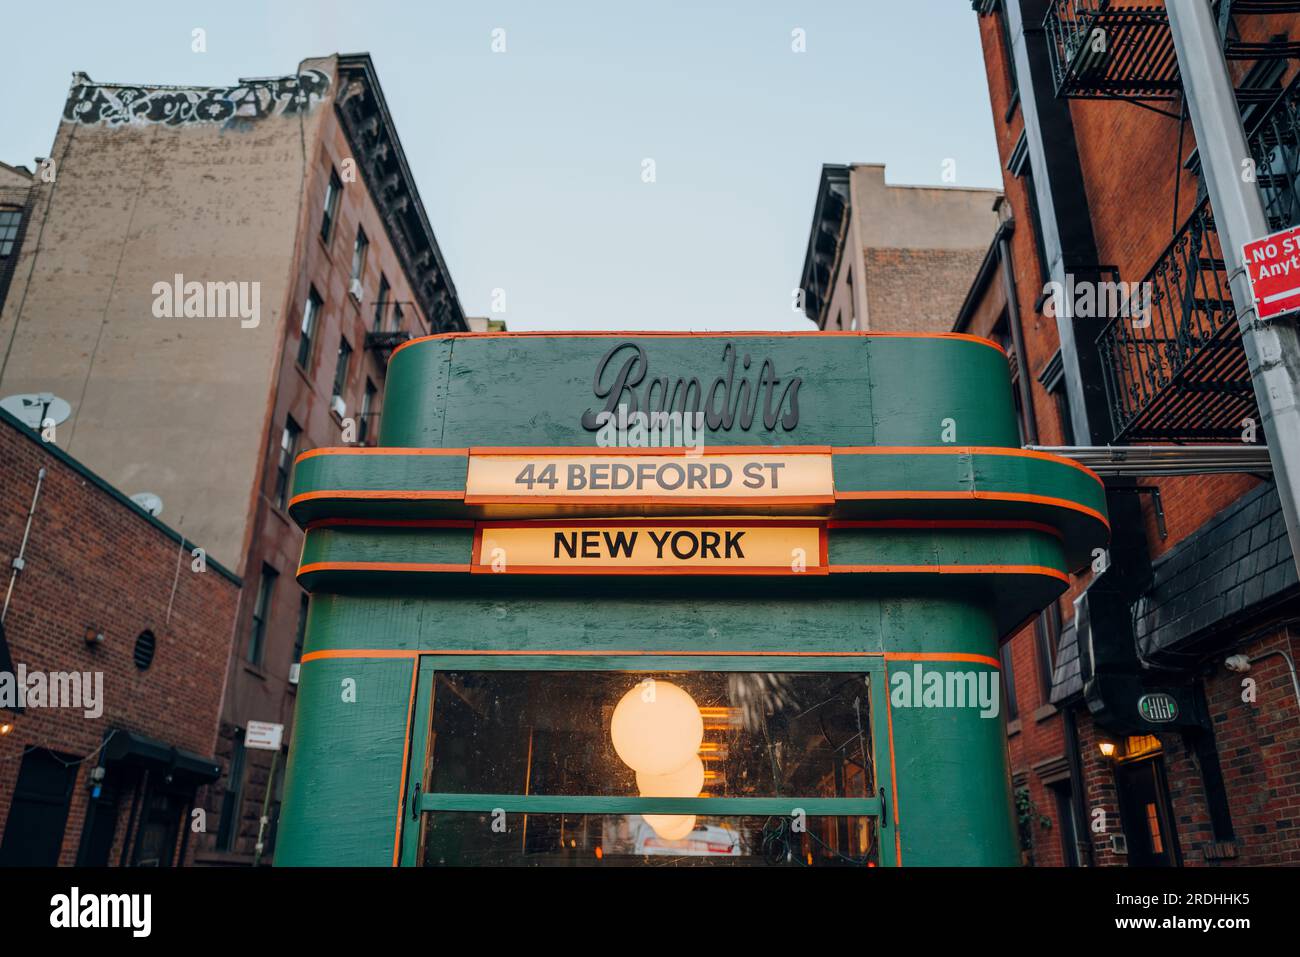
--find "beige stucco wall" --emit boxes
[0,58,337,572]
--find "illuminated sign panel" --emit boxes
[473,520,827,575]
[465,450,834,505]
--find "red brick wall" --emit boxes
[1004,626,1070,867]
[0,418,240,865]
[972,5,1300,869]
[1069,624,1300,866]
[863,247,989,333]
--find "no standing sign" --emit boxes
[1243,223,1300,320]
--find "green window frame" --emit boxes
[398,654,897,867]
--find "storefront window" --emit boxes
[419,670,879,866]
[422,813,878,867]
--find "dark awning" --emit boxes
[102,729,221,785]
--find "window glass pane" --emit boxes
[374,276,389,330]
[426,671,874,799]
[421,812,878,866]
[320,170,340,242]
[0,209,21,257]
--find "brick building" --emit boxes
[0,53,466,863]
[799,163,1001,331]
[0,407,240,865]
[963,0,1300,866]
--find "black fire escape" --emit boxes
[1045,0,1300,442]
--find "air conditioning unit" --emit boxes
[288,663,300,686]
[330,394,346,418]
[349,277,364,301]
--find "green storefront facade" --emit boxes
[276,331,1108,866]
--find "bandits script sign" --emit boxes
[581,342,803,432]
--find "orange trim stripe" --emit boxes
[462,494,834,506]
[304,522,478,530]
[289,490,462,507]
[836,445,1104,487]
[299,561,472,576]
[295,447,465,465]
[829,563,1069,583]
[886,651,1001,668]
[467,445,833,456]
[389,329,1007,362]
[299,648,1002,665]
[883,656,902,867]
[299,559,1062,581]
[837,490,1109,528]
[393,658,418,867]
[828,519,1063,538]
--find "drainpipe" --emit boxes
[2,467,45,624]
[999,229,1039,443]
[1166,0,1300,580]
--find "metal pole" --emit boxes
[253,748,278,866]
[1166,0,1300,579]
[2,467,45,623]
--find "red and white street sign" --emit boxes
[1243,223,1300,320]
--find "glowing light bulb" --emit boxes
[636,756,704,798]
[644,814,696,841]
[610,680,703,776]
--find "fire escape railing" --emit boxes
[1044,0,1181,101]
[1247,70,1300,231]
[1095,199,1256,442]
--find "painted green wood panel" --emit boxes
[276,656,414,866]
[864,338,1019,447]
[379,334,1017,448]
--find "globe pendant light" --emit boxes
[643,814,697,842]
[636,755,705,797]
[609,680,703,776]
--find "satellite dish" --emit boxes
[0,393,72,430]
[130,492,164,517]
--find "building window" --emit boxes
[332,337,352,401]
[274,416,301,509]
[293,593,309,664]
[217,731,246,851]
[351,227,369,284]
[393,303,403,333]
[374,275,390,331]
[0,208,21,258]
[1000,641,1019,721]
[297,287,322,369]
[320,169,341,244]
[1049,781,1080,866]
[420,670,880,866]
[359,379,377,444]
[1035,602,1061,698]
[248,564,278,666]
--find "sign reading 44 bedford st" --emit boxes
[464,449,834,506]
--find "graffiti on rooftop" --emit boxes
[63,70,330,126]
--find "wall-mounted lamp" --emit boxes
[1098,741,1117,758]
[0,720,14,736]
[83,626,104,646]
[1224,654,1251,674]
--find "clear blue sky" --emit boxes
[2,1,1001,331]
